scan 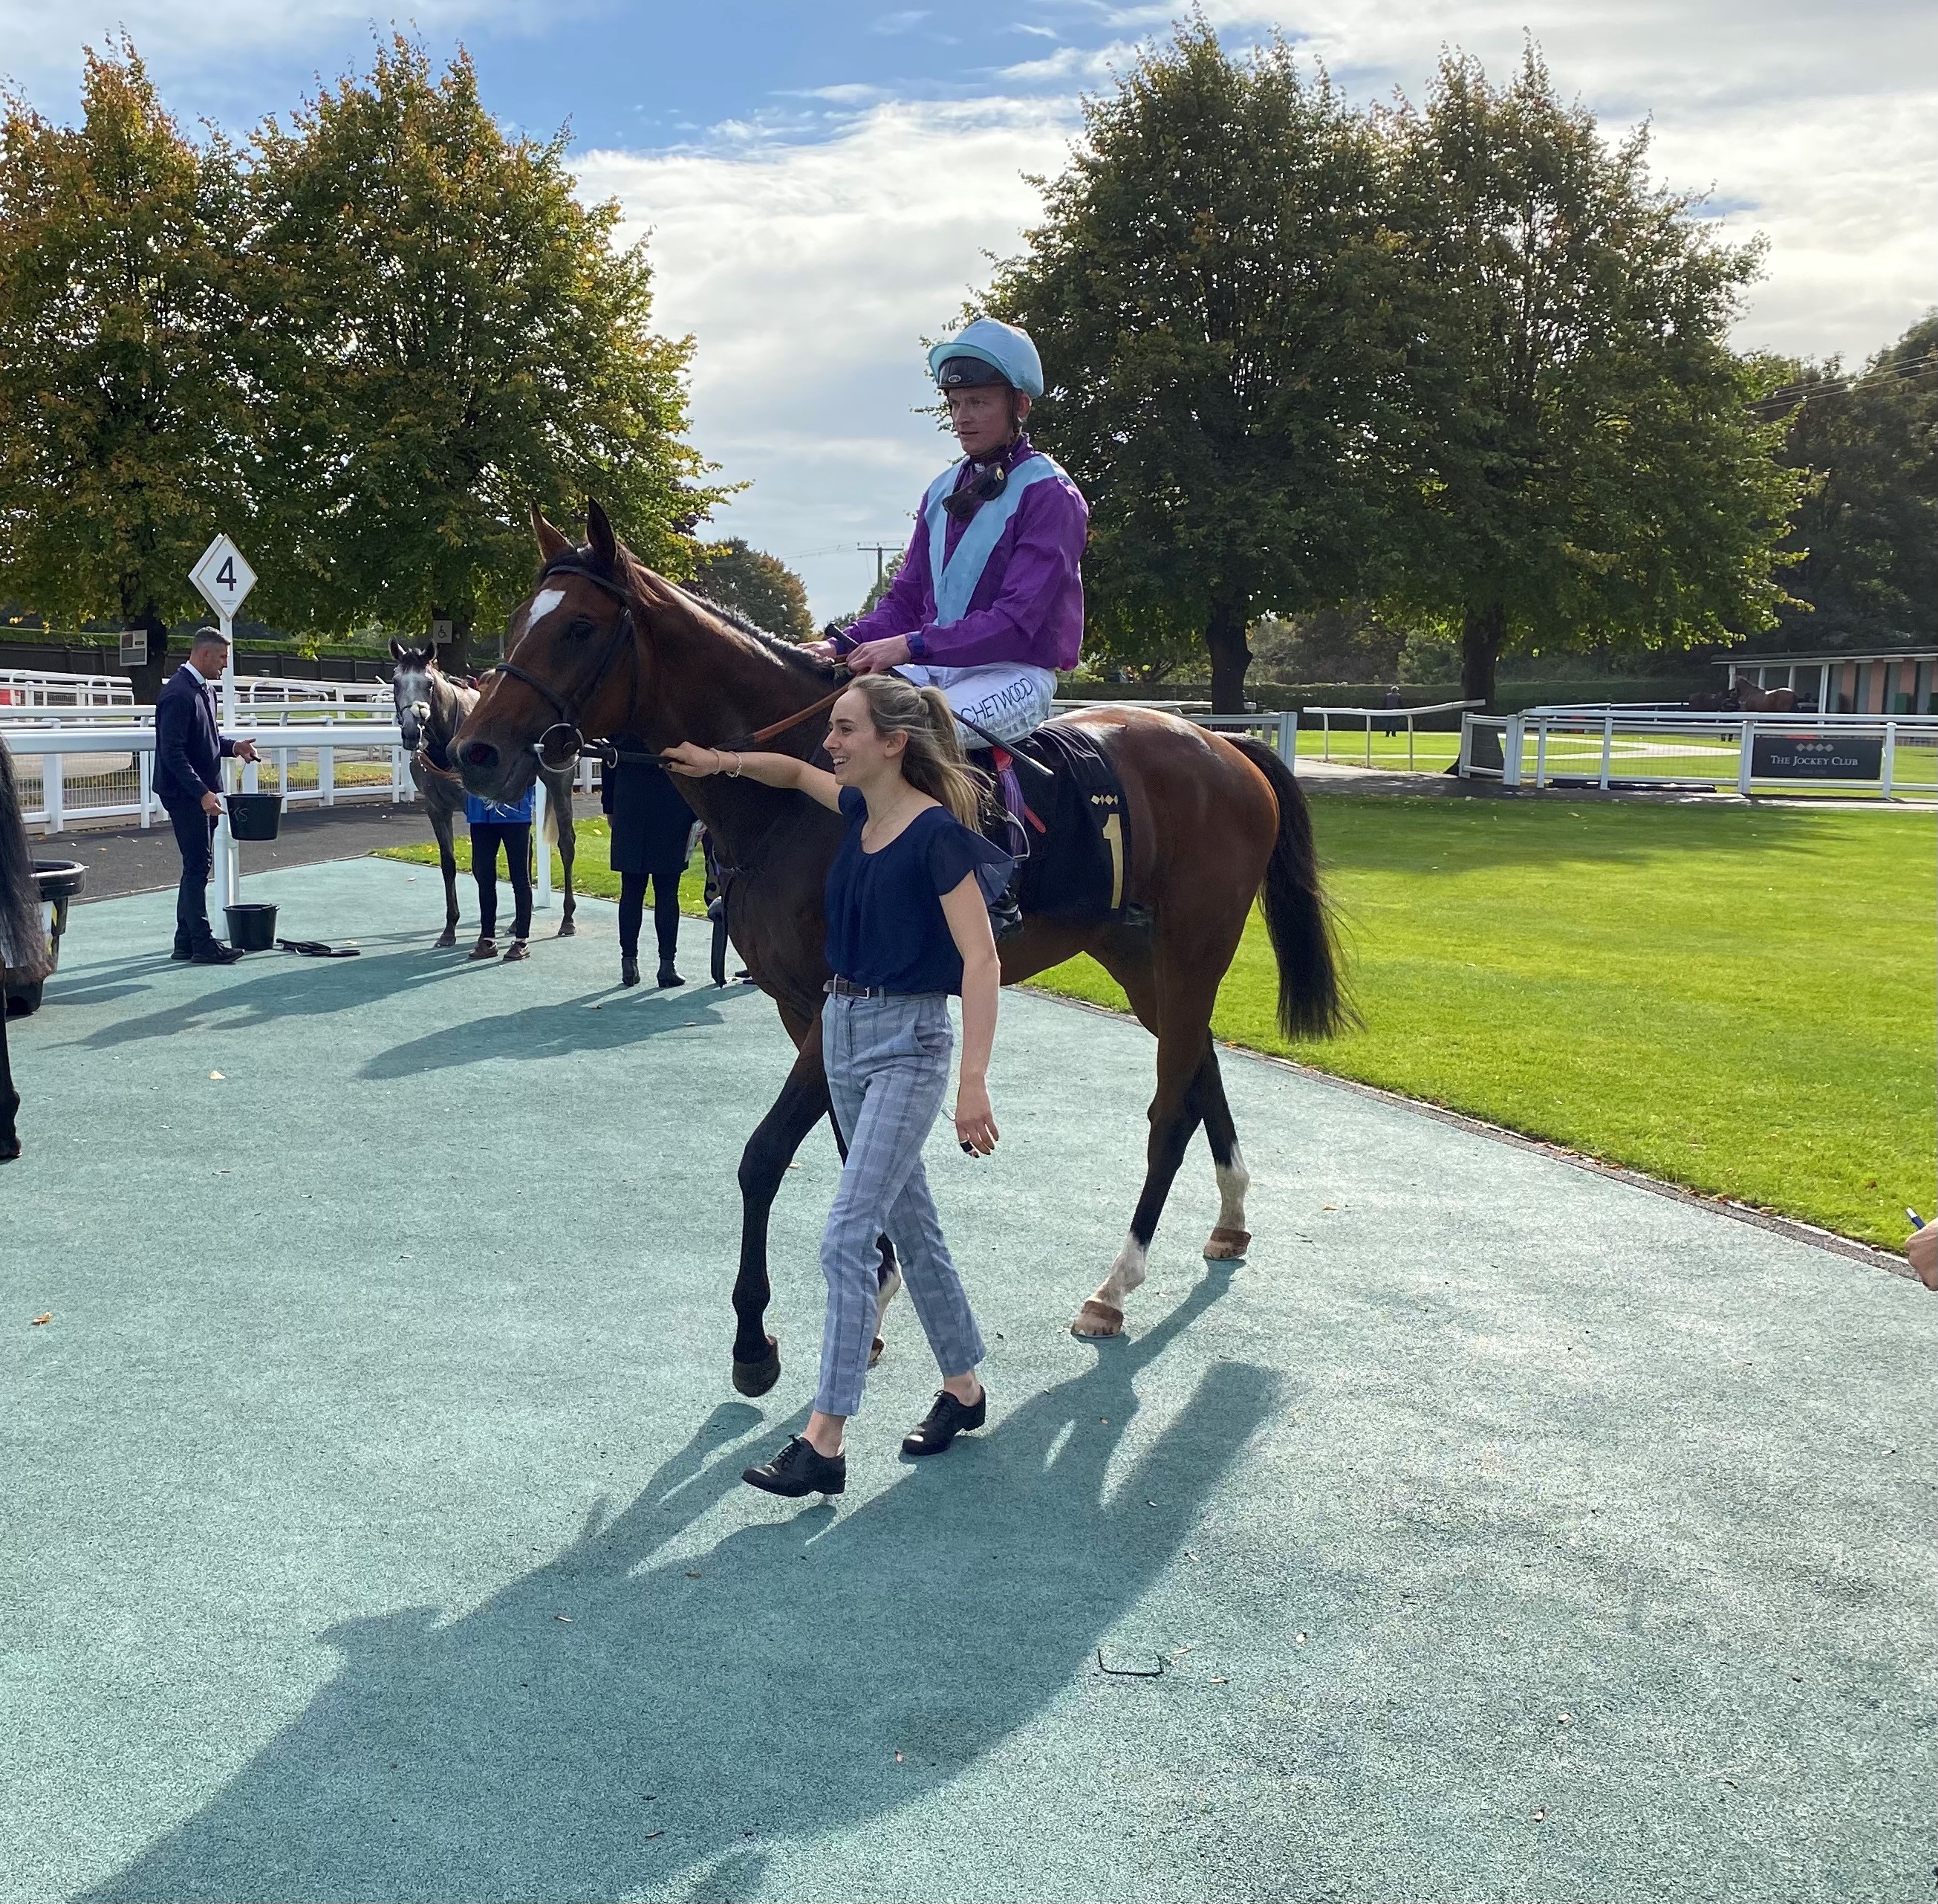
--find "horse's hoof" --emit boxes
[732,1337,781,1397]
[435,929,457,949]
[556,917,576,938]
[1071,1300,1125,1340]
[868,1335,886,1368]
[1203,1226,1250,1264]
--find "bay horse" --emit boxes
[453,502,1344,1395]
[387,642,580,946]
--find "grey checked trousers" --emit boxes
[816,991,986,1417]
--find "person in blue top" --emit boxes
[664,672,1012,1498]
[464,779,536,963]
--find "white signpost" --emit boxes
[189,534,258,910]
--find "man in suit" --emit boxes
[153,626,258,964]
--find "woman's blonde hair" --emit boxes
[842,672,985,828]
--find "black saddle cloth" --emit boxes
[1006,721,1133,924]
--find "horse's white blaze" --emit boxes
[526,587,567,631]
[1092,1233,1148,1311]
[1215,1143,1250,1232]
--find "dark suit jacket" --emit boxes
[600,738,696,877]
[152,666,235,809]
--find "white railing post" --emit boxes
[533,776,554,911]
[1535,721,1550,787]
[1407,712,1417,772]
[137,746,152,828]
[44,747,63,833]
[1320,709,1333,762]
[1737,720,1755,796]
[1881,721,1896,798]
[320,745,336,806]
[1598,712,1613,790]
[1502,715,1524,788]
[1457,715,1473,776]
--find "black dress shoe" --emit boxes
[742,1435,846,1498]
[170,943,193,961]
[189,940,244,965]
[620,954,640,987]
[657,964,684,989]
[902,1388,986,1458]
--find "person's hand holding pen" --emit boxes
[1906,1210,1936,1291]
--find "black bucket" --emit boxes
[227,791,283,842]
[3,859,86,1017]
[224,902,279,952]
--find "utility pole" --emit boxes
[857,542,900,590]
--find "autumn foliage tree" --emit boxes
[0,40,249,692]
[694,538,814,640]
[245,38,722,666]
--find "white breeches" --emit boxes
[899,662,1058,749]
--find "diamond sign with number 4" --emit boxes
[189,534,256,620]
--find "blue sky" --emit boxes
[6,1,1934,617]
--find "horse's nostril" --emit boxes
[464,742,497,770]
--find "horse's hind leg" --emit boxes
[1196,1049,1249,1263]
[553,780,577,937]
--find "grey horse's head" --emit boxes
[388,640,439,752]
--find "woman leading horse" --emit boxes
[452,496,1343,1398]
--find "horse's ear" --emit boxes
[532,504,571,562]
[585,498,619,568]
[389,638,407,661]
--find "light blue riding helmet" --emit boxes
[929,317,1044,400]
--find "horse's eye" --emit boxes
[565,616,596,640]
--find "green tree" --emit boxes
[0,39,248,696]
[247,37,724,667]
[694,537,813,640]
[1766,314,1938,648]
[1382,49,1803,708]
[983,19,1407,711]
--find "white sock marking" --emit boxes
[1214,1143,1250,1232]
[1091,1234,1149,1312]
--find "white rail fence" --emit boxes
[1458,707,1938,800]
[1,669,392,713]
[1311,698,1483,769]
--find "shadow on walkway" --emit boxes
[85,1278,1274,1904]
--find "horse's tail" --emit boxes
[0,737,48,979]
[1225,734,1349,1041]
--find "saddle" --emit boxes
[977,721,1137,926]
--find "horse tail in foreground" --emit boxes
[0,738,47,980]
[1224,734,1348,1041]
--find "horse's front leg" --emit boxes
[732,1017,835,1396]
[431,803,460,948]
[553,779,577,937]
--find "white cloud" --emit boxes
[580,98,1076,617]
[576,4,1932,614]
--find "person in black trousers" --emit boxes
[152,628,258,964]
[602,736,696,987]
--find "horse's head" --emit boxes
[388,640,440,752]
[455,500,658,804]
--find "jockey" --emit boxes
[816,317,1087,750]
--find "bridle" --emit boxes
[488,558,642,768]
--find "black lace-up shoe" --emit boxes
[742,1435,846,1498]
[902,1388,986,1458]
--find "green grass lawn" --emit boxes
[1294,727,1461,771]
[1031,796,1936,1250]
[381,799,1935,1248]
[380,819,709,910]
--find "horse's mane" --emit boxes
[597,543,843,692]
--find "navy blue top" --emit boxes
[825,787,1012,995]
[152,666,235,808]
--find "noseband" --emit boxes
[489,558,640,765]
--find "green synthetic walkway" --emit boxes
[3,859,1932,1904]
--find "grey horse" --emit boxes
[387,642,579,946]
